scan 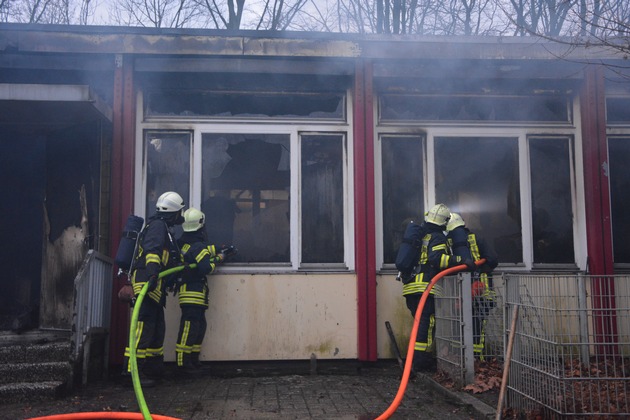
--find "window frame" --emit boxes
[135,91,354,273]
[376,121,586,272]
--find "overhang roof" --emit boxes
[0,83,112,134]
[0,23,626,64]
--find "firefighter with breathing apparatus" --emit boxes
[401,203,476,373]
[123,191,185,387]
[446,212,499,360]
[172,207,237,375]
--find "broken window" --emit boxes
[608,137,630,264]
[145,91,345,120]
[201,133,291,264]
[144,131,191,229]
[379,94,570,123]
[529,137,575,265]
[435,136,522,264]
[301,134,345,264]
[381,135,425,265]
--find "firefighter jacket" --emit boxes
[176,230,222,307]
[131,216,181,305]
[402,222,464,297]
[447,226,499,300]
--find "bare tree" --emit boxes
[253,0,309,30]
[192,0,245,29]
[110,0,203,27]
[288,0,338,31]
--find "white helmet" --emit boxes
[182,208,205,232]
[156,191,185,213]
[425,203,451,226]
[446,213,465,232]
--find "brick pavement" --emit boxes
[4,362,495,420]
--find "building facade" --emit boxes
[0,24,627,366]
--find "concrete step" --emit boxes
[0,361,72,385]
[0,342,70,365]
[0,381,66,404]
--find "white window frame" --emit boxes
[135,91,355,273]
[375,97,587,272]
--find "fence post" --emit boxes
[460,272,475,385]
[577,274,590,367]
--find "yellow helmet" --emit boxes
[424,203,451,226]
[446,213,465,232]
[182,207,205,232]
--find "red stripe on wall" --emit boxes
[580,64,618,356]
[354,60,378,361]
[109,55,136,367]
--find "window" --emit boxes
[381,135,424,264]
[144,131,191,226]
[196,131,348,267]
[608,137,630,264]
[606,98,630,125]
[301,134,345,264]
[201,133,291,264]
[379,95,570,123]
[529,137,575,265]
[435,137,522,264]
[145,91,345,120]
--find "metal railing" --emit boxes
[72,250,113,383]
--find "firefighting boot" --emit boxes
[177,353,202,376]
[191,351,211,372]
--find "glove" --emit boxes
[463,258,477,271]
[181,263,194,275]
[147,275,158,292]
[472,280,485,297]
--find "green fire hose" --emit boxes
[128,264,196,420]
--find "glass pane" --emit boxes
[435,137,522,264]
[201,133,290,263]
[301,134,344,264]
[529,137,575,264]
[380,95,569,123]
[606,98,630,124]
[381,136,424,264]
[145,131,191,236]
[146,91,345,120]
[609,137,630,263]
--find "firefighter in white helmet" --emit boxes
[446,212,498,360]
[402,203,475,373]
[174,208,237,375]
[123,191,186,387]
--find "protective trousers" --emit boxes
[472,298,493,360]
[405,293,436,371]
[124,298,166,378]
[176,305,207,368]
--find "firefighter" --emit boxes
[173,207,235,374]
[446,213,499,360]
[124,191,186,387]
[402,204,476,373]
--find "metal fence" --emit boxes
[436,273,630,417]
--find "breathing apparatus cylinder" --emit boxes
[115,214,145,271]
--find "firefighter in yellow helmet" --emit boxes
[174,208,237,374]
[403,203,475,373]
[446,213,498,360]
[124,191,185,387]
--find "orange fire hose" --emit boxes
[27,413,180,420]
[374,259,486,420]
